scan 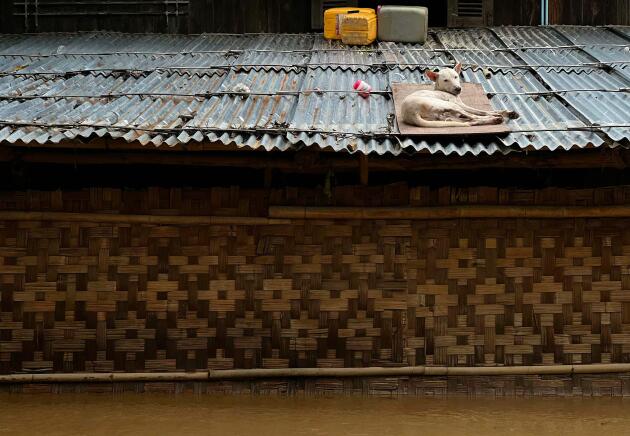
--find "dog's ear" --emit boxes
[425,69,439,82]
[454,63,462,74]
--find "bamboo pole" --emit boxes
[3,364,630,383]
[208,365,576,378]
[0,372,208,383]
[268,205,630,220]
[0,211,290,226]
[5,205,628,228]
[207,367,428,379]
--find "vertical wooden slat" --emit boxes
[359,155,369,186]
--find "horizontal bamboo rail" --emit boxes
[3,364,630,383]
[203,364,630,378]
[0,372,208,383]
[2,206,629,226]
[0,211,290,226]
[269,205,630,220]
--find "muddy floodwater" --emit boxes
[1,393,629,435]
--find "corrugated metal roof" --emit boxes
[379,34,451,70]
[437,28,524,70]
[536,69,629,142]
[237,34,314,71]
[493,26,568,47]
[190,70,301,130]
[0,27,628,155]
[310,38,384,72]
[614,26,630,40]
[551,26,630,82]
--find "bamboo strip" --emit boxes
[268,206,630,220]
[3,365,630,383]
[112,372,208,382]
[0,211,290,226]
[209,365,575,378]
[207,367,428,379]
[438,366,574,376]
[0,372,208,383]
[3,206,630,225]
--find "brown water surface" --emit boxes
[0,393,628,435]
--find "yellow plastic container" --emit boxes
[323,7,376,41]
[340,11,377,46]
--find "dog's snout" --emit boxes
[454,86,462,95]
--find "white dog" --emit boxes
[401,63,516,128]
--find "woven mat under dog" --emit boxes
[392,83,511,136]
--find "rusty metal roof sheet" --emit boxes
[379,35,451,70]
[0,27,628,155]
[437,28,525,70]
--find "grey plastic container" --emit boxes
[377,6,428,44]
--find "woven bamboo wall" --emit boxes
[1,186,630,374]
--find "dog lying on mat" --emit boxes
[401,63,518,128]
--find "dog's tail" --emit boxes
[403,112,470,128]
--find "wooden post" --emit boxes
[359,154,369,186]
[264,166,273,188]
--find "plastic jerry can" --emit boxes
[377,6,428,44]
[324,7,376,41]
[340,9,377,46]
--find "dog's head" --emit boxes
[426,63,463,96]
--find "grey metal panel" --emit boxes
[9,52,233,74]
[309,38,383,71]
[236,34,314,71]
[187,69,303,130]
[206,132,296,152]
[378,34,451,70]
[285,131,508,156]
[612,27,630,41]
[0,71,227,146]
[551,26,630,81]
[493,95,602,150]
[436,28,524,69]
[0,34,93,55]
[460,69,548,94]
[483,27,606,72]
[289,68,394,134]
[0,56,36,74]
[0,32,196,56]
[0,35,27,54]
[516,48,595,70]
[554,26,629,45]
[537,69,630,142]
[492,26,570,48]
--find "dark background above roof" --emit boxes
[0,0,628,34]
